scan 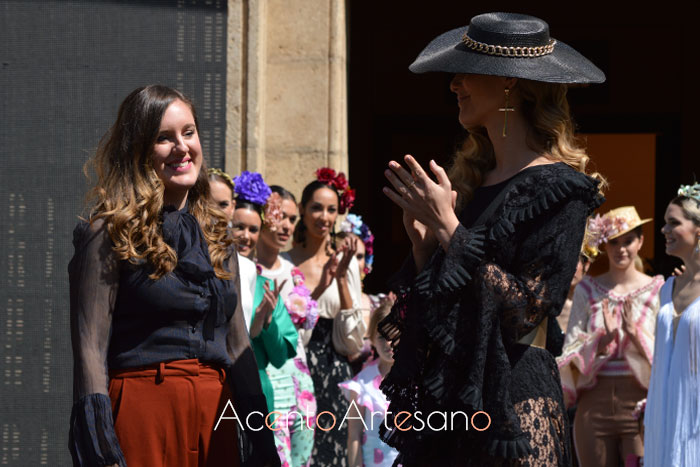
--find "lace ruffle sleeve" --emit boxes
[478,198,590,345]
[68,219,126,466]
[379,224,486,347]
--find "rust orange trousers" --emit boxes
[109,359,240,467]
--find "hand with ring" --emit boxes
[383,154,460,256]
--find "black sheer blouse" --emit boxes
[380,163,604,465]
[68,206,278,466]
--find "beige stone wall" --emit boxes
[226,0,348,199]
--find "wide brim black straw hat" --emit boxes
[410,12,605,84]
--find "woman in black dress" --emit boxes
[380,13,606,466]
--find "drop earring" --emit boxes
[499,88,515,137]
[695,236,700,254]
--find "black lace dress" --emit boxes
[380,163,603,466]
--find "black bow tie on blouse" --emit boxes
[161,205,235,340]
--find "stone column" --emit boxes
[226,0,348,198]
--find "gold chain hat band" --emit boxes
[461,33,556,58]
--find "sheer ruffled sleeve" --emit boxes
[461,198,591,455]
[68,219,126,466]
[477,199,589,345]
[380,225,486,346]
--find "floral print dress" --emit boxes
[262,258,319,467]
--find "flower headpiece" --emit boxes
[284,268,319,330]
[340,213,374,275]
[678,183,700,203]
[233,171,272,207]
[586,206,652,247]
[207,167,235,190]
[315,167,355,214]
[263,192,284,232]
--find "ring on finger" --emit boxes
[406,179,417,189]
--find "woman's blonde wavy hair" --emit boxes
[83,85,233,279]
[448,79,606,209]
[671,196,700,227]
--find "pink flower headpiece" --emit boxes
[284,268,319,330]
[263,192,284,232]
[586,206,651,247]
[587,214,623,247]
[315,167,355,214]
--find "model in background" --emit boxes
[644,185,700,467]
[558,207,662,466]
[287,169,365,466]
[257,184,320,467]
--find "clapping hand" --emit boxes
[383,155,459,268]
[599,298,619,350]
[313,237,358,299]
[334,236,358,280]
[620,298,636,338]
[250,279,287,338]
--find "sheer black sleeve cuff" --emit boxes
[413,224,486,299]
[436,224,486,293]
[69,393,125,467]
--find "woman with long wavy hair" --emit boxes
[286,172,364,466]
[381,13,606,466]
[68,85,278,467]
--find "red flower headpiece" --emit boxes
[315,167,355,214]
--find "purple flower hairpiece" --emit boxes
[233,171,272,206]
[340,213,374,274]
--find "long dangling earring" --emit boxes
[695,236,700,254]
[331,221,337,251]
[499,88,515,137]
